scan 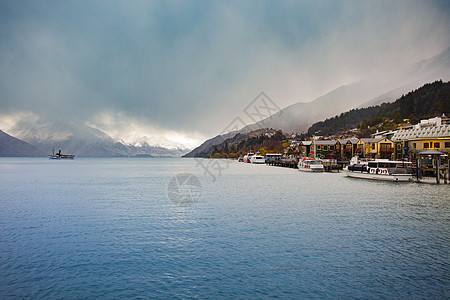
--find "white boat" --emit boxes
[345,158,413,182]
[298,158,324,172]
[243,152,254,163]
[250,155,266,164]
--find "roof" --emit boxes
[360,138,384,143]
[391,124,450,141]
[371,130,389,137]
[337,138,359,144]
[314,140,337,145]
[418,149,444,155]
[373,159,413,164]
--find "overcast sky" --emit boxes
[0,0,449,147]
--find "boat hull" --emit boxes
[345,170,413,182]
[251,160,266,164]
[298,166,324,172]
[250,157,266,164]
[298,159,324,172]
[49,149,75,159]
[49,155,75,159]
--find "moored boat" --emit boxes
[250,155,265,164]
[298,158,324,172]
[345,158,413,182]
[243,152,254,163]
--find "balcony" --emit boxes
[380,147,394,153]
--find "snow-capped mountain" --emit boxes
[5,118,190,157]
[128,136,188,151]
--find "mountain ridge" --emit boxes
[3,118,189,157]
[0,129,46,157]
[184,47,450,157]
[307,80,450,137]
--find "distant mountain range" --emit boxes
[1,119,189,157]
[185,47,450,157]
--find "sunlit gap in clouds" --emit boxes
[65,111,204,149]
[85,112,206,150]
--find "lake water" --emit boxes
[0,157,448,299]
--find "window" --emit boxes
[433,142,440,149]
[371,144,375,150]
[423,142,429,149]
[397,144,401,150]
[445,142,450,148]
[412,143,416,149]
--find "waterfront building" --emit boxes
[357,138,394,159]
[391,123,450,160]
[336,139,348,159]
[299,141,313,157]
[313,140,338,158]
[337,138,359,160]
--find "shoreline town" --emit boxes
[238,115,450,184]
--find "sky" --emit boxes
[0,0,449,148]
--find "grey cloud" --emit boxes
[0,0,449,137]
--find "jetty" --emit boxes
[322,160,343,172]
[266,158,298,168]
[265,157,342,172]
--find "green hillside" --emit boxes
[307,80,450,137]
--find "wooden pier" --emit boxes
[266,158,298,168]
[265,158,343,172]
[322,161,342,172]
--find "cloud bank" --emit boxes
[0,0,449,145]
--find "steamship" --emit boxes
[49,149,75,160]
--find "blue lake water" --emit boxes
[0,157,448,299]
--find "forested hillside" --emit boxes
[307,80,449,136]
[183,129,289,158]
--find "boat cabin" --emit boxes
[265,153,282,161]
